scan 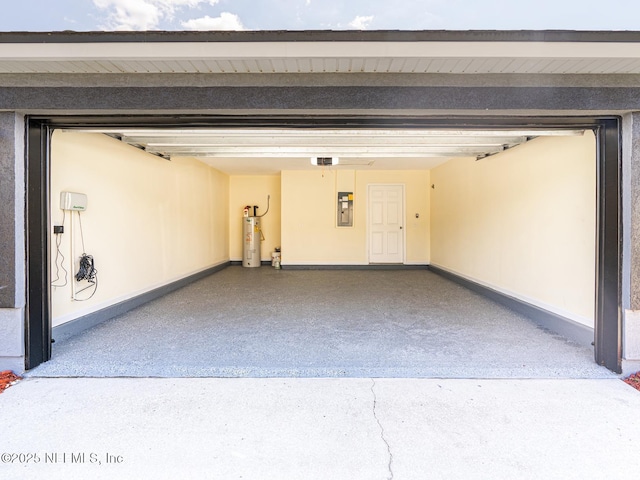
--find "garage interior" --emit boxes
[29,122,613,377]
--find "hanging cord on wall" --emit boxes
[74,211,98,301]
[257,194,271,218]
[78,210,86,253]
[51,210,68,287]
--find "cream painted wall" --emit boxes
[50,132,229,327]
[281,169,430,265]
[430,132,596,327]
[229,175,281,261]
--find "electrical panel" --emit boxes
[60,191,88,211]
[337,191,353,227]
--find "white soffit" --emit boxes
[3,41,640,74]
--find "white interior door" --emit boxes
[368,184,404,263]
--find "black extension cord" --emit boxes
[75,254,97,282]
[74,253,98,300]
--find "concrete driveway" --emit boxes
[1,377,639,479]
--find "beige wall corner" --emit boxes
[281,170,358,264]
[228,175,282,261]
[281,169,430,265]
[430,133,596,327]
[50,132,229,327]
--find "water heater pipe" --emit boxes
[256,195,271,218]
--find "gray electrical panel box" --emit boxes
[337,191,353,227]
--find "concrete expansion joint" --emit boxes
[370,378,394,480]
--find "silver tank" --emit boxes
[242,216,261,267]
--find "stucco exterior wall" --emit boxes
[622,113,640,365]
[3,84,640,114]
[0,113,25,372]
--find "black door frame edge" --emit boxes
[24,114,622,372]
[595,118,622,372]
[25,120,52,369]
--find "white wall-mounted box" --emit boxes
[60,191,87,211]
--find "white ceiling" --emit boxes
[196,156,453,175]
[64,127,584,175]
[6,55,640,74]
[3,40,640,74]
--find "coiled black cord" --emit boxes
[75,253,98,300]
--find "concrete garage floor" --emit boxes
[29,267,613,378]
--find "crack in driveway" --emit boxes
[370,378,394,480]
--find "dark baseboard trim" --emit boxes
[282,264,429,271]
[229,260,272,266]
[52,262,231,342]
[428,265,595,348]
[228,262,428,270]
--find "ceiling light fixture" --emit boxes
[311,156,339,166]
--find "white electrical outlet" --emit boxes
[60,192,88,211]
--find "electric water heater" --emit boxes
[242,216,261,268]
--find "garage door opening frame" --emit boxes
[24,115,622,372]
